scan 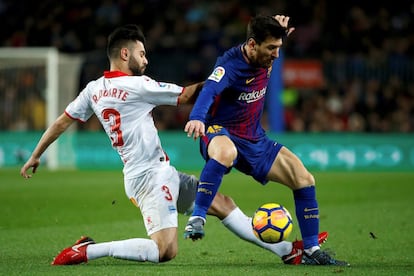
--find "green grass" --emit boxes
[1,168,414,275]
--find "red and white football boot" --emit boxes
[52,236,95,265]
[282,231,329,265]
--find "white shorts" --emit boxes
[124,164,180,236]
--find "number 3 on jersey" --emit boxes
[102,108,124,146]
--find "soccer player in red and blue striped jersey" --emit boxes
[184,14,348,266]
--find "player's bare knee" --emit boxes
[157,242,178,262]
[159,250,177,262]
[295,171,315,189]
[208,137,237,167]
[151,232,178,263]
[210,147,236,167]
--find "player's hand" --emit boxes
[184,120,205,140]
[20,156,40,179]
[274,15,295,36]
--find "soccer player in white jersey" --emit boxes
[20,24,327,266]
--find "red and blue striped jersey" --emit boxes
[189,44,272,141]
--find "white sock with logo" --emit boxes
[87,238,159,263]
[221,207,292,257]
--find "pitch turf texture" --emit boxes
[1,169,413,276]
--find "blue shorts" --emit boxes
[200,125,283,184]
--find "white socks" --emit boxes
[87,238,159,263]
[221,207,292,257]
[85,208,294,264]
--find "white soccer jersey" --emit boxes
[65,71,183,179]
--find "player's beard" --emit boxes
[129,57,146,76]
[264,59,274,68]
[250,53,274,68]
[253,48,275,68]
[257,55,274,68]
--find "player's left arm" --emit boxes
[20,113,74,179]
[178,81,204,105]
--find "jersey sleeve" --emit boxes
[138,76,183,106]
[65,85,94,122]
[189,64,232,122]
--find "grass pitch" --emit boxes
[1,169,413,275]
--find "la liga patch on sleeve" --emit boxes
[208,66,225,82]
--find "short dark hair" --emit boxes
[246,15,287,44]
[107,24,146,59]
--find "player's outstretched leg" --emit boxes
[52,236,161,265]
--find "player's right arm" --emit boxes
[273,15,295,36]
[20,113,74,179]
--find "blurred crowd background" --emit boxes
[1,0,413,132]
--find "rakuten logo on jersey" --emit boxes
[238,87,266,103]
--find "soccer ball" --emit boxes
[252,203,293,243]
